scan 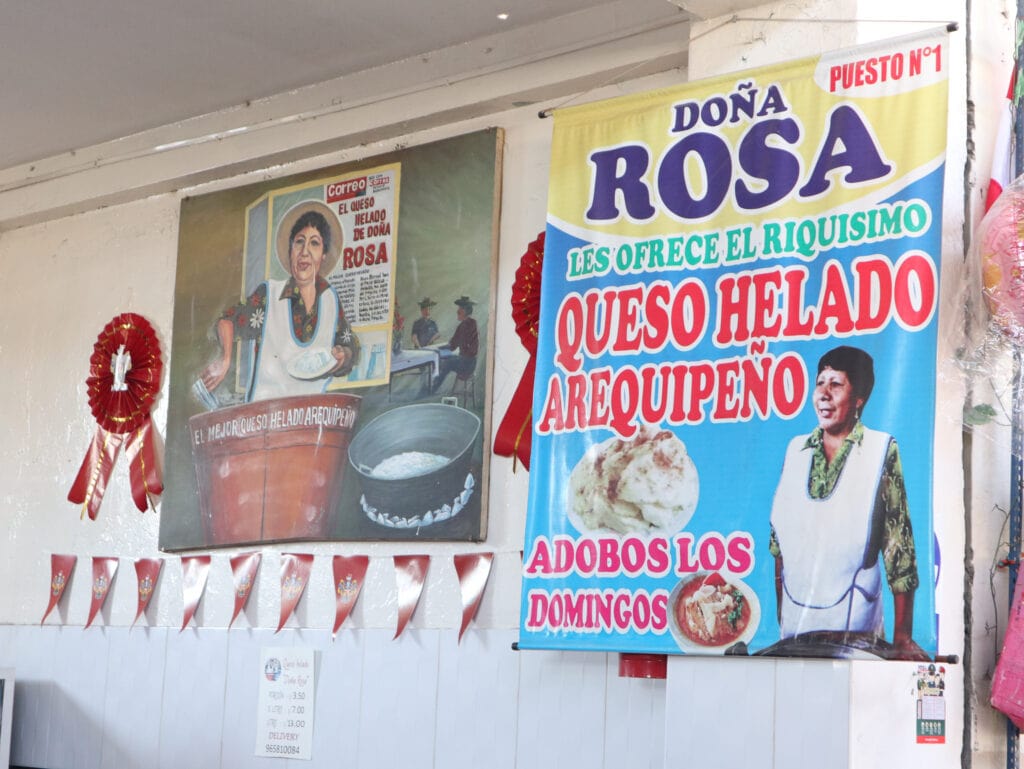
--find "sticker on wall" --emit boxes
[393,555,429,639]
[277,554,314,633]
[181,555,211,631]
[133,557,163,627]
[230,552,262,629]
[256,647,316,760]
[41,554,77,625]
[332,555,369,637]
[454,552,493,642]
[85,556,118,629]
[915,663,946,743]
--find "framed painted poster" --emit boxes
[159,129,502,550]
[519,30,949,659]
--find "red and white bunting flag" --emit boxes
[394,555,430,640]
[454,552,493,642]
[332,555,369,638]
[277,554,314,633]
[229,552,261,629]
[133,558,163,627]
[986,73,1015,212]
[181,555,211,632]
[85,556,119,629]
[41,554,77,625]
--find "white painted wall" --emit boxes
[0,1,1015,767]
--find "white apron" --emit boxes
[770,427,891,637]
[248,279,339,402]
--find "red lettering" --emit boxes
[829,65,842,92]
[727,534,755,576]
[527,592,548,628]
[648,538,670,574]
[670,280,708,349]
[853,256,893,331]
[554,538,574,573]
[639,366,670,424]
[651,592,668,631]
[714,273,752,345]
[642,282,671,350]
[686,363,715,422]
[781,267,815,336]
[524,539,552,575]
[536,376,565,434]
[750,270,783,338]
[565,373,588,430]
[342,243,387,269]
[584,292,613,358]
[699,535,727,571]
[675,535,699,574]
[711,359,742,421]
[555,295,584,372]
[813,261,855,335]
[599,539,620,574]
[771,352,806,417]
[893,252,936,329]
[622,538,645,573]
[577,539,598,573]
[610,286,644,353]
[588,368,612,426]
[740,355,772,419]
[614,594,631,629]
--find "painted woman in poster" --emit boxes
[768,345,925,658]
[200,200,360,402]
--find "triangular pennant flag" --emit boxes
[133,558,163,628]
[986,72,1015,212]
[332,555,369,637]
[393,555,429,639]
[181,555,211,632]
[229,552,261,629]
[85,556,118,629]
[454,552,493,642]
[42,554,76,625]
[277,554,314,633]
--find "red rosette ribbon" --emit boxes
[494,231,544,470]
[68,313,164,519]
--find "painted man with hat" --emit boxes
[411,297,440,348]
[201,199,360,402]
[431,295,479,393]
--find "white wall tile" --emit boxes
[356,629,440,769]
[220,628,285,769]
[43,627,111,769]
[665,657,775,769]
[774,659,850,769]
[308,628,366,768]
[9,626,60,769]
[158,629,229,769]
[603,664,665,769]
[435,629,520,769]
[99,627,168,769]
[515,649,609,769]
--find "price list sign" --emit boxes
[256,647,316,759]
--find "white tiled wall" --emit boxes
[1,625,963,769]
[1,626,670,769]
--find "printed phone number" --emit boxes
[265,744,301,755]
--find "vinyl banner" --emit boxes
[520,29,949,659]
